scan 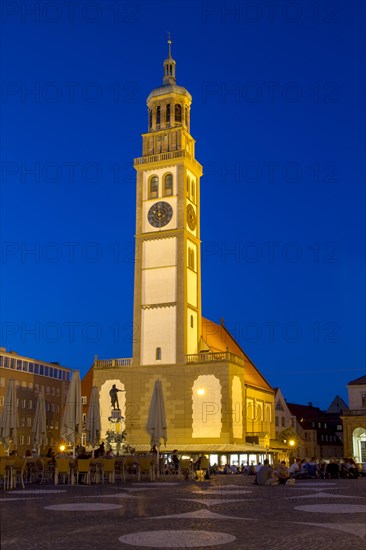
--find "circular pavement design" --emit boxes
[118,530,236,547]
[294,504,366,514]
[44,503,122,511]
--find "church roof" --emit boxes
[348,374,366,386]
[201,317,274,393]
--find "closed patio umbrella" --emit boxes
[146,379,167,477]
[1,379,18,453]
[60,371,82,457]
[32,391,48,455]
[85,386,101,454]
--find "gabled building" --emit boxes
[273,388,297,436]
[287,401,343,459]
[341,374,366,462]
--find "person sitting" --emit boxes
[94,442,105,458]
[104,449,115,459]
[171,450,179,471]
[288,458,301,477]
[306,457,318,478]
[277,461,290,484]
[255,459,279,485]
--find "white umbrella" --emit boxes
[146,379,167,477]
[85,386,101,455]
[32,391,48,455]
[60,371,82,457]
[1,379,18,453]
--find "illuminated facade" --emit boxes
[0,347,71,456]
[82,42,276,462]
[341,375,366,462]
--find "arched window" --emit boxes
[149,109,152,130]
[166,104,171,126]
[185,106,189,126]
[156,106,161,126]
[149,176,158,199]
[163,173,173,196]
[156,347,161,360]
[175,104,182,123]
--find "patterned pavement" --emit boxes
[1,475,365,549]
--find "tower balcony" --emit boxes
[186,351,245,367]
[134,149,202,173]
[94,358,132,368]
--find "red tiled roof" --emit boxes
[201,317,273,393]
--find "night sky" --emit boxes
[1,1,365,409]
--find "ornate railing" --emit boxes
[186,352,244,367]
[342,409,366,416]
[134,150,201,172]
[94,358,132,368]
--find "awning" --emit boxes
[132,443,270,454]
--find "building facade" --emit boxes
[0,347,71,456]
[341,375,366,463]
[82,43,276,464]
[287,402,343,459]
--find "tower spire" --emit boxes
[163,34,176,85]
[167,32,172,59]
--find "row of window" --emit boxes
[149,104,189,129]
[8,398,61,412]
[18,417,59,429]
[0,355,70,381]
[7,380,61,396]
[320,434,338,442]
[148,174,173,199]
[18,434,56,446]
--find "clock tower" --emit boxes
[132,38,203,366]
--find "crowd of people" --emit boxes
[253,457,365,485]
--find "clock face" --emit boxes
[187,204,197,230]
[148,201,173,228]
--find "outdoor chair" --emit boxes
[40,458,55,485]
[138,456,154,481]
[76,459,91,484]
[179,459,193,480]
[0,460,11,490]
[123,456,139,481]
[101,459,116,483]
[114,459,125,482]
[9,459,26,489]
[55,459,72,485]
[90,459,103,484]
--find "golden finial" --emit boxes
[167,32,172,58]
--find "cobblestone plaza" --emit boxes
[1,475,365,549]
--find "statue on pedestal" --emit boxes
[109,384,124,410]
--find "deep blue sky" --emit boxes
[1,1,365,409]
